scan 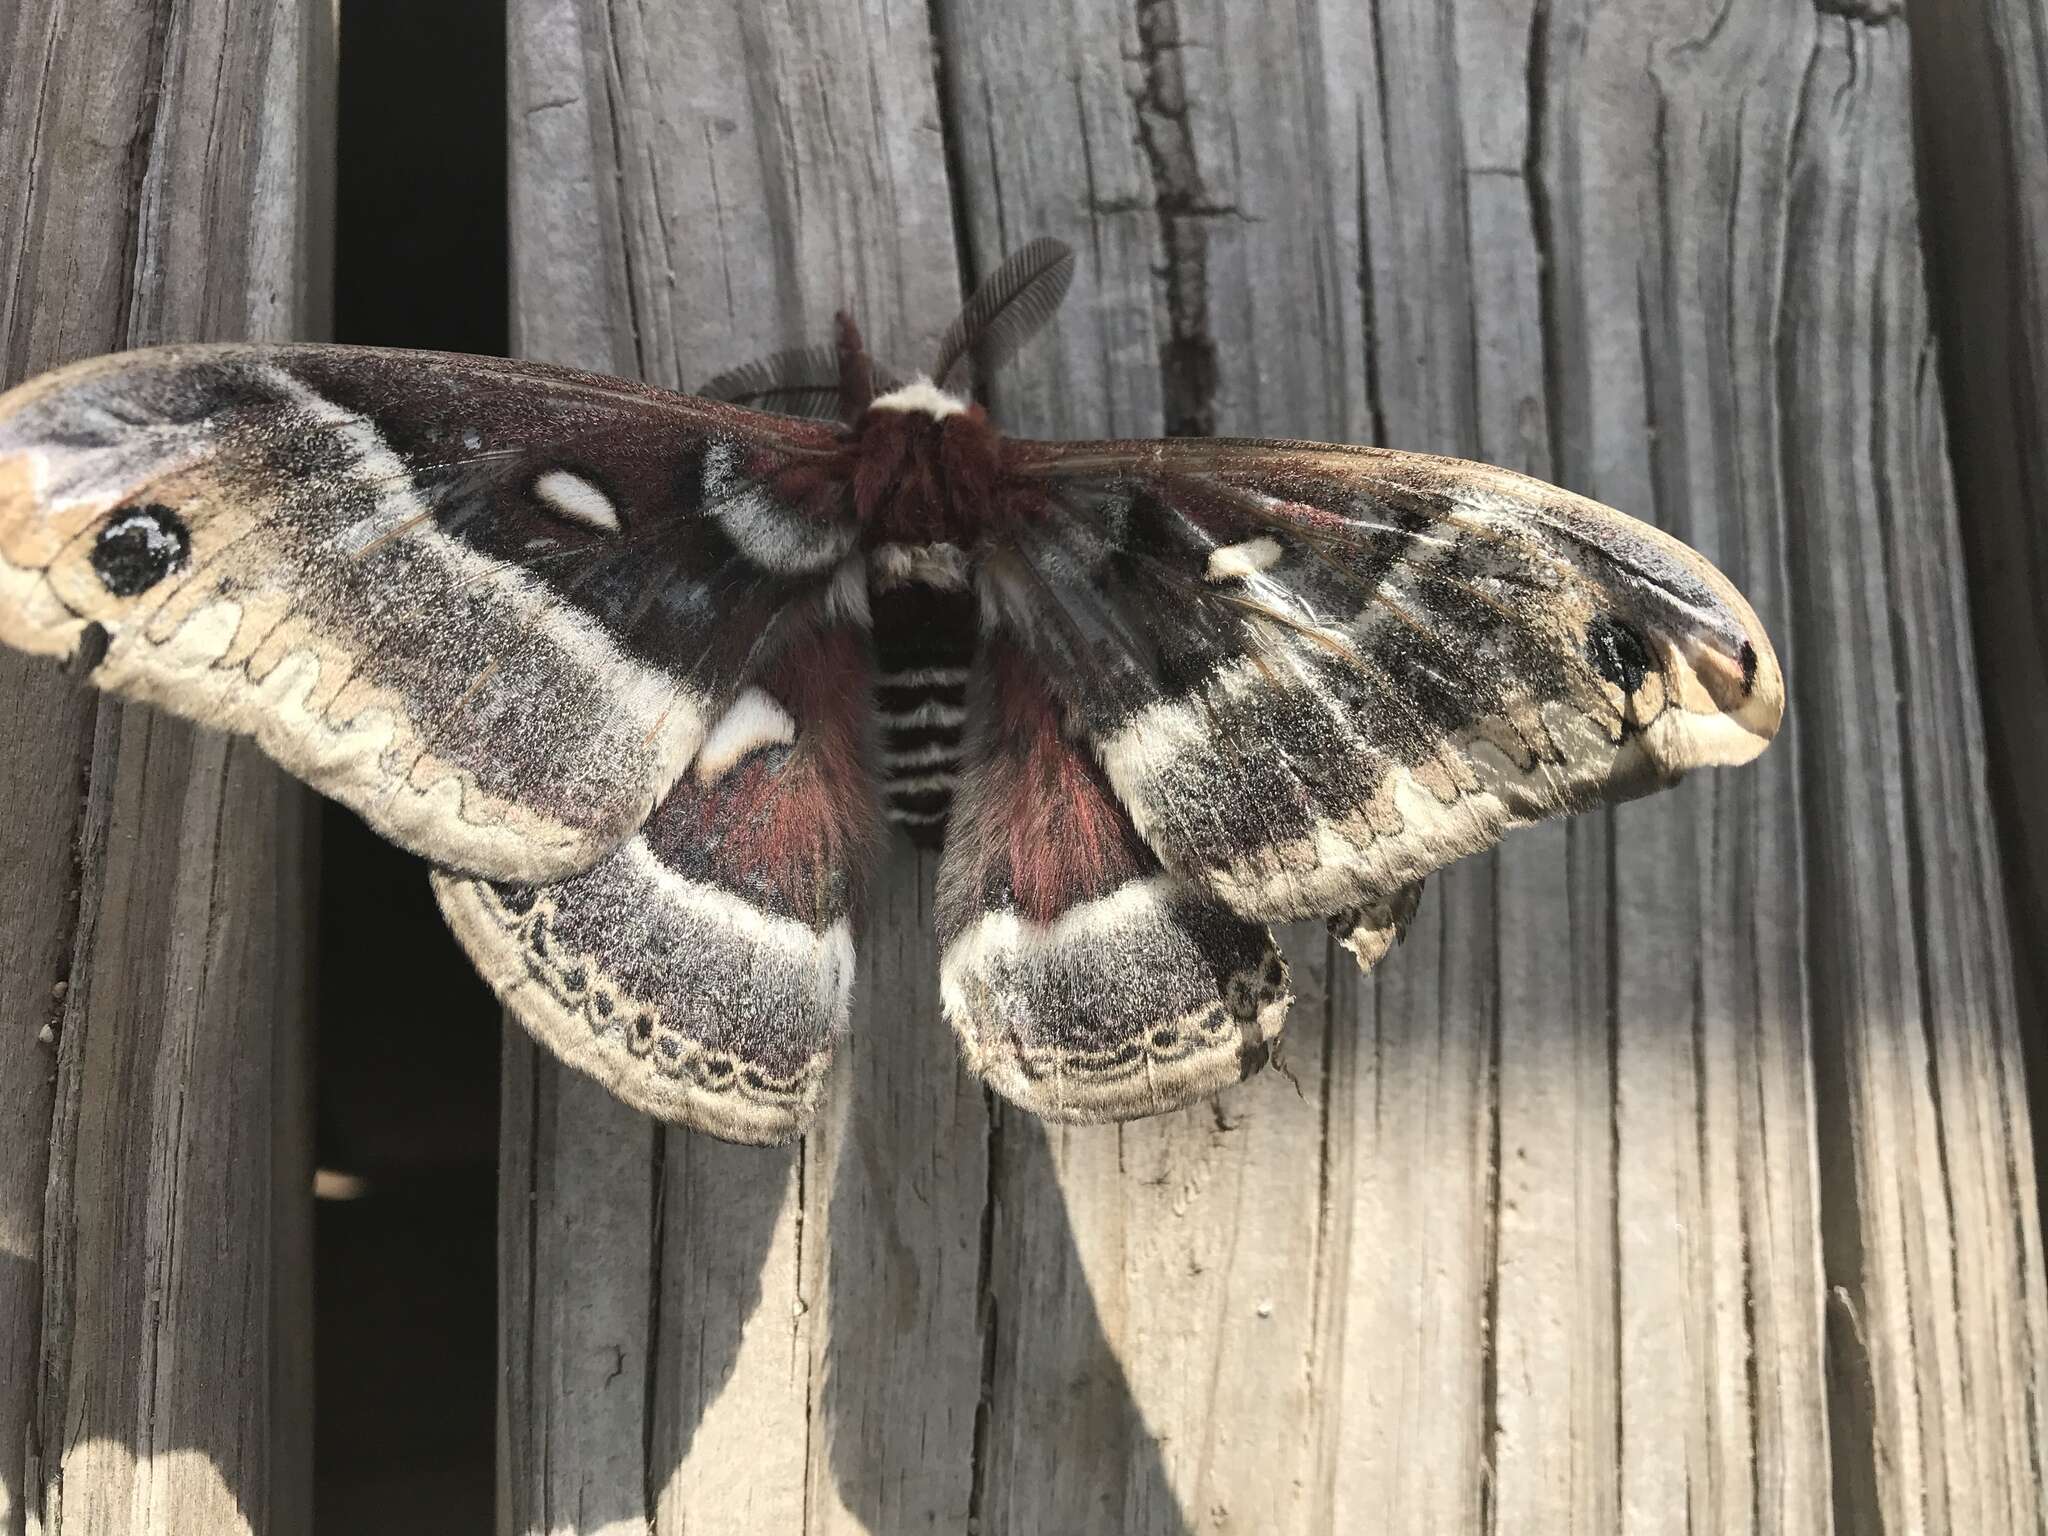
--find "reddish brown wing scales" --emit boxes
[952,642,1151,924]
[653,622,880,928]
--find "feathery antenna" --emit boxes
[695,343,847,421]
[930,237,1075,393]
[699,239,1074,417]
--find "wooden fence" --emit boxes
[3,0,2046,1531]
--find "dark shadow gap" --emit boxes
[316,2,508,1531]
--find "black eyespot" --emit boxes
[633,1013,654,1040]
[1585,614,1652,696]
[1738,640,1759,696]
[91,505,190,596]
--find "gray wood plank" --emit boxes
[1912,0,2048,1519]
[1553,14,1829,1528]
[504,6,982,1533]
[0,1,331,1531]
[1766,16,2043,1530]
[1908,0,2048,1255]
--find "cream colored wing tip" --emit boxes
[1731,633,1786,754]
[1711,611,1786,762]
[1656,626,1784,774]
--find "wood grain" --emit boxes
[1908,0,2048,1134]
[503,2,2046,1532]
[0,3,331,1532]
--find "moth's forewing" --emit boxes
[986,437,1782,926]
[0,343,849,885]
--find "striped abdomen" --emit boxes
[870,546,976,845]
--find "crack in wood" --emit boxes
[1129,0,1220,438]
[965,1090,1001,1534]
[1814,0,1902,22]
[642,1121,667,1525]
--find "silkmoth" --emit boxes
[0,240,1781,1145]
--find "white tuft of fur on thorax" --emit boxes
[866,377,970,419]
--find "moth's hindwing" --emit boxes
[936,640,1289,1123]
[433,624,880,1144]
[0,343,850,883]
[989,439,1785,923]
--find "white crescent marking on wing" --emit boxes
[694,687,797,784]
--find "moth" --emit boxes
[0,239,1781,1145]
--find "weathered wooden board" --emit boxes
[503,3,2046,1534]
[0,2,332,1533]
[1905,0,2048,1521]
[1908,0,2048,1087]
